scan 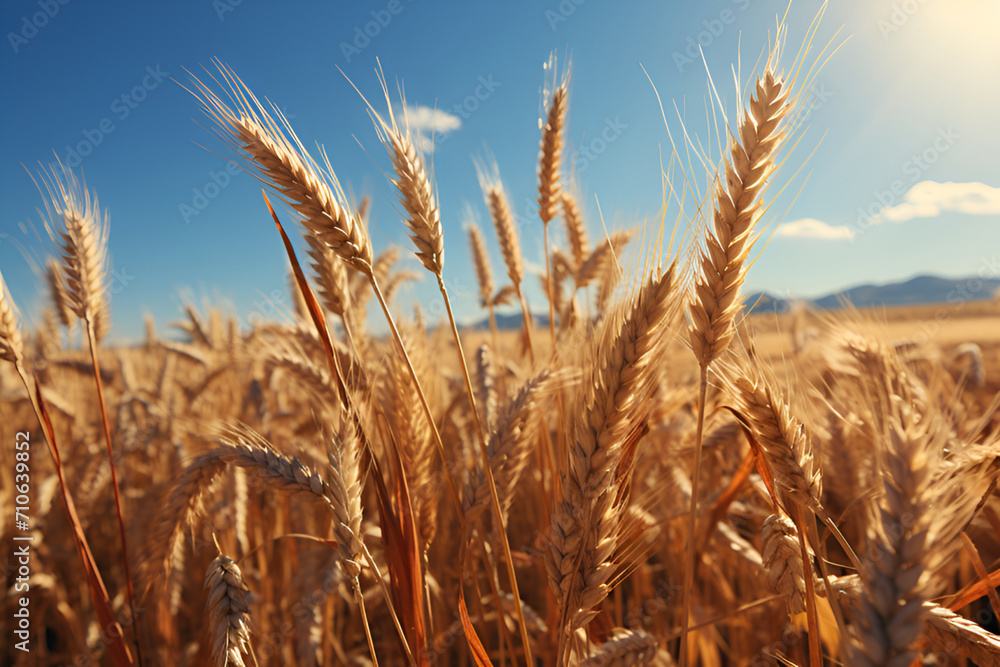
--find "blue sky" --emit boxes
[1,0,998,342]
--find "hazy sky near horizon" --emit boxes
[1,0,999,342]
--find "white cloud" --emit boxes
[878,181,1000,223]
[397,104,461,153]
[777,218,856,241]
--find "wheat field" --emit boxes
[3,12,1000,667]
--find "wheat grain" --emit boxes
[478,166,524,288]
[375,109,445,275]
[324,420,365,578]
[465,369,560,520]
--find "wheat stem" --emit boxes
[367,273,463,516]
[354,578,380,667]
[436,273,535,666]
[679,366,706,667]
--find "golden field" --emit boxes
[3,13,1000,667]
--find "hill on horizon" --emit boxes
[464,274,1000,329]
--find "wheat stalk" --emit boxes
[681,58,792,663]
[361,79,538,660]
[33,160,144,661]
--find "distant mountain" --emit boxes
[465,275,999,329]
[744,292,794,313]
[465,311,551,331]
[747,274,1000,313]
[812,274,1000,309]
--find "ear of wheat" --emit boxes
[688,67,791,368]
[481,169,524,289]
[537,71,568,227]
[35,162,110,341]
[187,62,373,271]
[205,554,254,667]
[561,190,590,269]
[365,85,445,276]
[546,264,677,660]
[467,222,494,308]
[0,271,23,364]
